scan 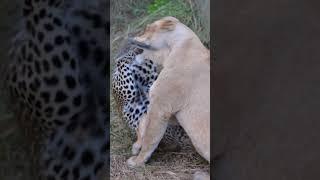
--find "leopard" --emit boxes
[112,40,191,154]
[4,0,108,179]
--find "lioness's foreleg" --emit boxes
[132,113,148,155]
[128,69,179,167]
[132,129,142,156]
[127,102,170,167]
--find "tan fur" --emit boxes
[127,16,210,180]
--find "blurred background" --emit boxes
[0,1,36,179]
[110,0,210,179]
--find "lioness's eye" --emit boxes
[146,24,151,30]
[139,29,146,36]
[137,24,152,36]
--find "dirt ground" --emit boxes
[110,0,210,179]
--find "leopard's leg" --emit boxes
[158,123,181,152]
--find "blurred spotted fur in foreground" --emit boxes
[5,0,109,179]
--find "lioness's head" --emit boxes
[131,16,196,50]
[129,16,203,65]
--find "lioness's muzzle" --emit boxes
[128,38,157,50]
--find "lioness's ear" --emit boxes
[160,20,176,31]
[159,17,179,31]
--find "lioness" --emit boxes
[127,17,210,179]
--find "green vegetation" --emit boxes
[147,0,170,13]
[111,0,210,55]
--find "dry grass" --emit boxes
[111,152,208,180]
[110,0,210,179]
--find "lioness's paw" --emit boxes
[126,156,145,168]
[132,142,142,155]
